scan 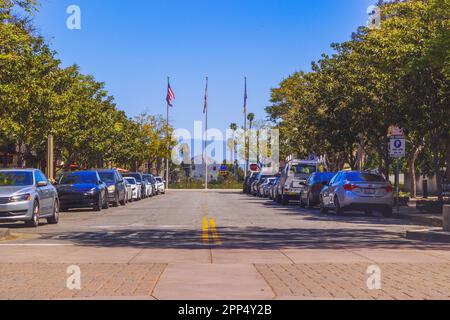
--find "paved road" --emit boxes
[0,190,449,300]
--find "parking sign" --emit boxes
[390,137,406,158]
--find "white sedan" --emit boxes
[124,177,142,201]
[155,176,165,194]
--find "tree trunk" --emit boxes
[446,138,450,181]
[17,139,25,168]
[408,145,420,198]
[432,139,443,202]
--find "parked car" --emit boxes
[252,169,275,196]
[122,173,146,199]
[0,169,60,227]
[154,176,165,194]
[277,160,320,205]
[96,169,127,207]
[319,171,394,217]
[262,177,277,198]
[124,177,141,201]
[243,171,259,194]
[123,179,133,203]
[143,174,156,197]
[300,172,336,208]
[57,171,109,212]
[269,177,280,200]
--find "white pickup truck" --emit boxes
[276,160,321,205]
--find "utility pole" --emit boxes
[46,134,54,181]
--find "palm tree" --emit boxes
[229,123,238,176]
[247,113,255,130]
[245,114,255,173]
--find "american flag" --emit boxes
[244,77,248,115]
[203,77,208,114]
[166,82,175,107]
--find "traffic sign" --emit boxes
[390,137,406,158]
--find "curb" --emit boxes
[398,213,443,227]
[406,228,450,243]
[0,229,10,239]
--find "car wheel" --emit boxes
[120,193,126,206]
[113,192,120,207]
[319,198,329,214]
[94,194,103,212]
[25,201,40,228]
[299,195,305,208]
[306,194,313,209]
[382,207,394,218]
[334,196,344,215]
[276,194,281,204]
[102,192,109,209]
[47,199,60,225]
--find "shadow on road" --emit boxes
[240,195,426,228]
[39,226,449,250]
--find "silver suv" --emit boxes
[319,171,394,217]
[0,169,60,227]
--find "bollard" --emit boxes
[423,179,428,199]
[444,205,450,232]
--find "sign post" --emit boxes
[389,131,406,215]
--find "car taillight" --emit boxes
[384,185,393,193]
[343,184,358,191]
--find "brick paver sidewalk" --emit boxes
[0,263,166,300]
[256,263,450,300]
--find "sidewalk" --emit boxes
[396,199,443,227]
[0,229,9,240]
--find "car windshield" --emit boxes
[124,178,136,184]
[313,173,336,182]
[0,172,33,186]
[156,178,162,183]
[98,172,115,183]
[60,172,97,185]
[291,164,317,175]
[346,172,386,182]
[124,174,142,182]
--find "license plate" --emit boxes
[363,189,376,195]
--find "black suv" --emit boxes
[122,172,147,199]
[96,169,127,206]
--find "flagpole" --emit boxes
[244,77,248,178]
[204,76,209,191]
[166,76,170,190]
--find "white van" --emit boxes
[276,160,321,205]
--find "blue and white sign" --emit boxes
[390,137,406,158]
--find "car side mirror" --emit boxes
[37,181,48,187]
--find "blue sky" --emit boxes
[34,0,375,135]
